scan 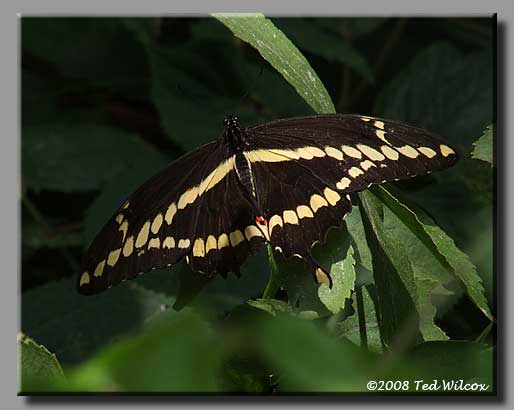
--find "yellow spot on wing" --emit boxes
[375,130,390,144]
[283,210,299,225]
[315,268,331,285]
[148,238,161,250]
[163,236,175,249]
[397,145,419,158]
[323,187,341,206]
[107,248,121,267]
[440,144,455,157]
[94,260,105,277]
[135,221,151,248]
[310,194,328,212]
[118,221,129,242]
[229,230,245,247]
[301,146,326,159]
[244,225,263,240]
[123,236,134,257]
[249,149,297,162]
[269,215,283,234]
[178,186,199,210]
[357,144,385,161]
[206,235,218,253]
[360,160,376,170]
[165,203,177,225]
[296,205,314,219]
[151,213,163,234]
[122,201,130,209]
[360,116,372,122]
[218,233,230,249]
[336,177,352,190]
[193,238,205,257]
[325,146,344,160]
[381,145,399,160]
[418,146,437,158]
[341,145,362,159]
[80,272,90,286]
[178,239,190,249]
[115,214,124,224]
[349,167,364,178]
[374,120,385,130]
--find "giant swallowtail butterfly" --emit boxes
[78,114,457,294]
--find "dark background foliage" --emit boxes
[20,16,494,393]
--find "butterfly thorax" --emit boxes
[223,115,246,153]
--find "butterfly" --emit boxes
[78,114,458,294]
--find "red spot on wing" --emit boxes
[256,216,268,226]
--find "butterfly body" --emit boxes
[78,114,457,295]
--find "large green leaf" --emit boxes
[358,192,422,348]
[471,124,494,166]
[213,13,335,114]
[22,124,164,193]
[18,333,65,393]
[372,186,492,321]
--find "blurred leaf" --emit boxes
[213,13,335,114]
[274,18,374,82]
[398,341,494,391]
[247,298,319,320]
[21,275,178,365]
[22,17,149,98]
[374,186,492,321]
[338,286,383,354]
[18,333,65,393]
[314,17,388,38]
[375,42,492,147]
[318,244,356,314]
[471,124,494,166]
[23,217,83,250]
[22,124,163,193]
[256,314,374,392]
[147,41,249,149]
[64,310,222,392]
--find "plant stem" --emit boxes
[355,286,369,349]
[262,243,281,299]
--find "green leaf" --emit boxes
[274,18,374,82]
[65,310,222,392]
[359,191,423,347]
[147,41,252,150]
[318,244,356,314]
[22,124,164,193]
[22,17,149,98]
[213,13,335,114]
[21,274,178,365]
[373,186,492,321]
[256,314,374,392]
[375,43,493,147]
[471,124,494,166]
[18,333,65,393]
[338,286,382,354]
